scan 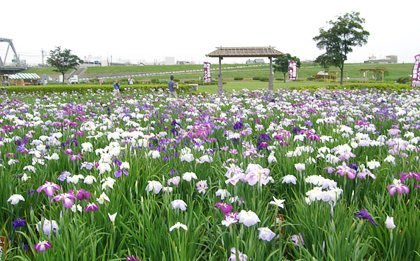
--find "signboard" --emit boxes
[411,54,420,87]
[289,61,297,81]
[203,62,212,83]
[0,236,6,261]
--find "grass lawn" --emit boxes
[23,63,414,83]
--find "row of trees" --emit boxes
[274,11,370,85]
[47,11,369,85]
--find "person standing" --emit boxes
[99,79,103,85]
[167,75,177,99]
[128,76,134,85]
[113,80,120,95]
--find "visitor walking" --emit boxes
[113,80,120,95]
[168,75,177,99]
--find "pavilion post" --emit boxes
[269,57,273,90]
[218,57,223,92]
[382,71,384,83]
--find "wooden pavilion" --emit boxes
[358,69,386,83]
[328,71,349,83]
[206,46,285,91]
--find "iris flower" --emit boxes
[171,199,187,211]
[291,233,305,246]
[269,197,285,208]
[85,202,99,212]
[237,210,260,227]
[387,179,409,196]
[13,217,26,230]
[36,181,61,197]
[7,194,25,205]
[34,240,52,251]
[258,227,276,242]
[52,192,76,208]
[354,209,379,226]
[228,247,249,261]
[36,218,59,237]
[169,222,187,232]
[214,202,233,214]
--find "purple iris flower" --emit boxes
[354,209,379,226]
[114,168,129,178]
[292,127,300,134]
[233,122,243,130]
[52,192,76,208]
[348,163,358,170]
[13,217,26,230]
[257,133,272,142]
[214,202,233,214]
[84,202,99,212]
[126,255,141,261]
[36,181,61,197]
[57,171,71,182]
[76,189,92,201]
[304,120,313,127]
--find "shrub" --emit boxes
[234,77,243,81]
[276,78,284,81]
[151,79,159,83]
[307,77,315,81]
[252,77,260,80]
[397,76,411,84]
[259,77,269,82]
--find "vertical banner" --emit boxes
[203,62,212,83]
[289,61,297,81]
[411,54,420,87]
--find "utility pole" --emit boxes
[111,56,112,66]
[41,49,45,66]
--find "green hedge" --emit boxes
[3,84,191,94]
[188,91,208,96]
[183,80,226,85]
[234,77,244,81]
[288,83,412,92]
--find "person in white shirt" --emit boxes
[128,76,134,85]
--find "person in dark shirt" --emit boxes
[167,75,177,99]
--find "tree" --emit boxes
[313,11,369,85]
[47,47,83,84]
[273,53,301,83]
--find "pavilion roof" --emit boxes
[206,46,285,58]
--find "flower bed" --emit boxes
[0,87,419,260]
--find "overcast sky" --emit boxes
[2,0,418,66]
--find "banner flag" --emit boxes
[288,61,297,81]
[411,54,420,87]
[203,62,212,83]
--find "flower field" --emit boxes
[1,88,419,260]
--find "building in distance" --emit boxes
[364,55,397,64]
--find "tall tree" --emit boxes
[47,47,83,84]
[273,53,301,83]
[313,11,369,85]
